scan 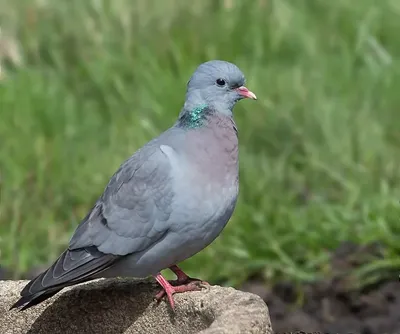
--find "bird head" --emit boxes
[184,60,256,116]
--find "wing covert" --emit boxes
[69,145,175,256]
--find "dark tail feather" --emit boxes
[10,274,99,311]
[10,288,62,311]
[10,247,119,311]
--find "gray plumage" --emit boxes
[11,60,256,310]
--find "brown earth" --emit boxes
[240,242,400,334]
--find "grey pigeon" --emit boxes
[10,60,257,311]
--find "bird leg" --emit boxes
[153,265,210,308]
[168,265,209,286]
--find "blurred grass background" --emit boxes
[1,0,400,287]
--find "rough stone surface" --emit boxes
[0,278,272,334]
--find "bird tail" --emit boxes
[10,287,64,311]
[10,247,119,311]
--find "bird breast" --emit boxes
[170,114,239,223]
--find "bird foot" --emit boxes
[154,280,207,308]
[153,270,209,309]
[169,276,210,287]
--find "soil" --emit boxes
[239,241,400,334]
[1,241,399,334]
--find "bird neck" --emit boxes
[176,104,213,129]
[177,90,234,129]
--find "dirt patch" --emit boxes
[240,241,400,334]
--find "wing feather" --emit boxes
[69,144,174,255]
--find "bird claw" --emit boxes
[171,276,209,286]
[154,280,208,305]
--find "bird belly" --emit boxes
[103,181,238,278]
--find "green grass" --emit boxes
[1,0,400,287]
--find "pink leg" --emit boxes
[153,273,204,309]
[169,265,209,285]
[169,265,191,283]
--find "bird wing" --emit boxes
[69,142,175,255]
[16,141,175,305]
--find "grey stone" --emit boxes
[0,278,272,334]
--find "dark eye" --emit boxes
[216,78,226,86]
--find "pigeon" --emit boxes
[10,60,257,311]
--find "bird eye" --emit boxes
[216,78,226,86]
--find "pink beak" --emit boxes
[236,86,257,100]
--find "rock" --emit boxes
[0,278,272,334]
